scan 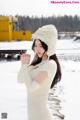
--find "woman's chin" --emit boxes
[38,55,42,58]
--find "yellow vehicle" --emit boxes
[0,16,32,60]
[0,16,31,41]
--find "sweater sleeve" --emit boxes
[17,64,40,91]
[17,64,29,83]
[17,60,57,92]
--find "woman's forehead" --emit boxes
[35,39,42,44]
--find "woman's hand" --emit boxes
[20,53,31,64]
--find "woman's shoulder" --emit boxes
[42,59,57,70]
[47,59,57,67]
[41,60,57,74]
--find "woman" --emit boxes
[17,24,61,120]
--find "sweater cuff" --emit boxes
[21,63,29,67]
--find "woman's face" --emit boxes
[34,39,45,58]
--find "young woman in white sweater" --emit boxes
[18,24,61,120]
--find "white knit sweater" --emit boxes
[17,60,57,120]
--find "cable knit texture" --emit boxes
[32,24,58,56]
[18,60,57,120]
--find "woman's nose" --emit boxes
[36,47,40,51]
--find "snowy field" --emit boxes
[0,39,80,120]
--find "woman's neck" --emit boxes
[42,54,48,61]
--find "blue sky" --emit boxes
[0,0,80,17]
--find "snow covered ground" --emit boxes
[0,39,80,120]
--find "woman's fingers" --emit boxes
[20,53,31,64]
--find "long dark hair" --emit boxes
[49,54,61,88]
[31,39,61,88]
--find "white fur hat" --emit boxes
[32,24,58,56]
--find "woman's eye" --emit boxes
[34,45,37,47]
[35,45,42,48]
[39,45,42,47]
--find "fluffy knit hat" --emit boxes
[32,24,58,56]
